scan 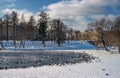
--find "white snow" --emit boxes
[1,41,96,50]
[0,50,120,78]
[0,41,120,78]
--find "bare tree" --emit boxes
[74,30,81,40]
[50,19,66,47]
[18,14,27,48]
[113,16,120,53]
[87,18,110,51]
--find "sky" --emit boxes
[0,0,120,31]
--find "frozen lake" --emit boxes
[0,50,96,70]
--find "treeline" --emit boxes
[87,16,120,53]
[0,11,75,49]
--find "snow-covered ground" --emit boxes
[0,50,120,78]
[0,41,120,78]
[1,41,96,50]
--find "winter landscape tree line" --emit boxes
[87,17,120,53]
[0,11,75,49]
[0,11,120,53]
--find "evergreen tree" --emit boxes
[0,18,5,49]
[38,11,49,47]
[27,16,36,40]
[10,11,19,48]
[3,13,10,40]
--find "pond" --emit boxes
[0,50,96,70]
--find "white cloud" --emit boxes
[1,8,33,21]
[47,0,120,17]
[45,0,120,31]
[1,0,119,31]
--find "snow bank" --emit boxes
[0,50,120,78]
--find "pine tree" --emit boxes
[10,11,19,48]
[27,16,36,40]
[38,11,49,47]
[3,13,10,40]
[0,18,5,49]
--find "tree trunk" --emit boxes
[6,20,9,41]
[101,36,109,51]
[42,39,46,47]
[57,20,61,47]
[13,23,17,48]
[53,32,55,43]
[100,32,109,51]
[119,47,120,53]
[118,44,120,53]
[0,41,5,50]
[57,39,60,47]
[19,40,25,48]
[0,20,5,49]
